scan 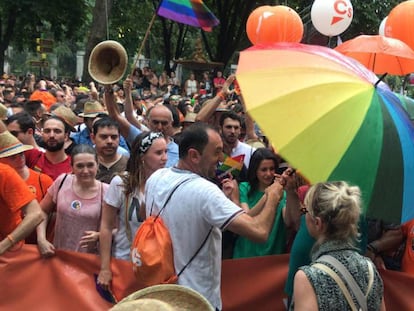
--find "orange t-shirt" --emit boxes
[25,169,53,244]
[401,219,414,275]
[0,163,36,239]
[26,168,53,203]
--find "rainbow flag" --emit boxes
[216,154,245,180]
[157,0,219,32]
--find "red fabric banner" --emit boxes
[0,245,413,310]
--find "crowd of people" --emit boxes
[0,67,408,310]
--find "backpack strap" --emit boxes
[152,177,194,219]
[366,260,374,296]
[316,254,371,311]
[125,194,132,243]
[38,172,44,197]
[58,174,68,192]
[150,175,208,278]
[177,226,213,277]
[312,262,358,311]
[54,174,68,206]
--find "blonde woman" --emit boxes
[292,181,386,311]
[98,131,167,290]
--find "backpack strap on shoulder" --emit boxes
[316,254,369,311]
[58,174,68,192]
[153,177,194,219]
[125,194,132,243]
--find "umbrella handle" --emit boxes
[375,73,388,88]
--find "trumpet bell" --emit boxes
[88,40,128,85]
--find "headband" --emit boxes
[139,132,164,154]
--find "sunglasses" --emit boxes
[9,130,24,137]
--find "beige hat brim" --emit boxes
[115,284,214,311]
[0,143,33,158]
[79,111,107,118]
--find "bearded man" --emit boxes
[25,116,72,180]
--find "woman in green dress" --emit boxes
[233,148,287,258]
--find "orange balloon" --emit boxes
[385,1,414,51]
[246,5,304,45]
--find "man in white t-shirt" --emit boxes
[145,123,283,310]
[219,110,255,169]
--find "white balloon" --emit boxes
[378,16,387,36]
[311,0,353,37]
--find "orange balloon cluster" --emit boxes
[246,5,303,45]
[385,1,414,51]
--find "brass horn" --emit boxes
[88,40,128,85]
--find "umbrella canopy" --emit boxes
[395,93,414,120]
[334,35,414,76]
[237,43,414,224]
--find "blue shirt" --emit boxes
[72,127,130,156]
[128,125,178,167]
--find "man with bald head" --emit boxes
[131,105,178,167]
[104,87,178,167]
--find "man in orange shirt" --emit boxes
[0,131,53,243]
[0,162,46,254]
[0,118,46,254]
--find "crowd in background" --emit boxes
[0,66,407,310]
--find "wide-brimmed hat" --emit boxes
[0,103,8,120]
[110,284,214,311]
[78,101,107,118]
[183,112,197,123]
[0,131,33,158]
[50,106,81,132]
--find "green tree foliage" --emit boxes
[0,0,88,71]
[1,0,408,82]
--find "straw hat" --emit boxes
[183,112,197,123]
[110,284,214,311]
[51,106,81,132]
[0,131,33,158]
[78,100,107,118]
[0,103,8,120]
[111,299,174,311]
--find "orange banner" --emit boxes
[0,245,413,310]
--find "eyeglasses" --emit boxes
[300,206,314,217]
[9,130,24,137]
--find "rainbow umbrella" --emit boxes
[395,93,414,120]
[237,43,414,224]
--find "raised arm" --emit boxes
[281,168,302,231]
[104,85,132,139]
[227,181,283,243]
[123,77,143,129]
[239,95,259,141]
[196,75,235,123]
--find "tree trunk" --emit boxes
[0,6,18,73]
[82,0,114,83]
